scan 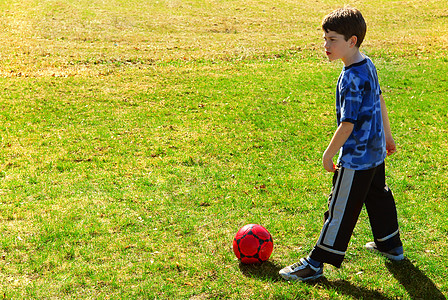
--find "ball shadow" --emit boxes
[238,260,283,282]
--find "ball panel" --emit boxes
[258,241,274,261]
[238,234,259,256]
[240,257,260,264]
[232,239,241,259]
[234,224,255,240]
[251,224,271,240]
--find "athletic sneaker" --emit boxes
[279,258,323,281]
[365,242,404,261]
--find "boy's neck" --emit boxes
[342,49,365,67]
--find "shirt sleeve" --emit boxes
[339,74,364,124]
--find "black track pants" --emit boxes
[309,162,402,268]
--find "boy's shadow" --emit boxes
[239,261,391,299]
[384,258,446,300]
[239,258,446,299]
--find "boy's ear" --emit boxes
[349,35,358,48]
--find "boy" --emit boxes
[279,7,404,281]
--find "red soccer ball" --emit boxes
[233,224,273,264]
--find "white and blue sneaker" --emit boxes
[279,257,323,281]
[365,242,404,261]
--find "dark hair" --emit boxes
[322,7,367,48]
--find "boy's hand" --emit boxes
[386,136,396,156]
[323,153,336,173]
[322,122,353,173]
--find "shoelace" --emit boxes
[290,261,304,270]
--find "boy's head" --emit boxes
[322,7,366,48]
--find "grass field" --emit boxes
[0,0,447,299]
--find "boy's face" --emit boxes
[323,30,354,62]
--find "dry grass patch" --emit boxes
[3,0,445,78]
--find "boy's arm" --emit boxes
[322,122,354,172]
[380,94,396,156]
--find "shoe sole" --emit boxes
[380,252,404,261]
[279,272,323,282]
[365,243,405,261]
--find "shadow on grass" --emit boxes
[312,258,446,299]
[310,278,394,300]
[385,258,446,300]
[239,261,393,298]
[238,260,283,282]
[239,258,446,300]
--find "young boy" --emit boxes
[279,7,404,281]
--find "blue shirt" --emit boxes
[336,56,386,170]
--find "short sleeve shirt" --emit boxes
[336,56,386,170]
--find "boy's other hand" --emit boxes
[386,136,396,156]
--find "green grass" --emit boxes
[0,0,447,298]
